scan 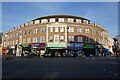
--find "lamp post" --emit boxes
[67,27,69,56]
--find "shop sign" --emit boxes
[10,46,15,49]
[47,43,66,47]
[32,43,46,47]
[83,44,95,48]
[74,43,83,47]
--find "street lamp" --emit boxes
[67,27,69,55]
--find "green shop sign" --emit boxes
[47,43,66,47]
[83,44,96,49]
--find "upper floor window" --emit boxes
[68,27,74,32]
[24,31,27,35]
[33,27,38,33]
[68,18,74,22]
[29,21,33,25]
[40,36,45,42]
[85,37,90,42]
[60,27,64,32]
[54,35,59,42]
[49,36,53,42]
[85,28,90,33]
[33,37,37,43]
[90,22,94,26]
[55,27,59,32]
[40,27,46,33]
[49,18,55,22]
[21,24,24,28]
[28,29,32,34]
[37,36,45,42]
[49,27,53,32]
[59,18,64,22]
[60,36,64,42]
[34,20,40,24]
[83,20,88,24]
[76,19,81,23]
[69,36,74,42]
[78,28,82,33]
[20,31,22,36]
[25,22,29,26]
[41,19,47,23]
[92,29,96,34]
[78,36,83,42]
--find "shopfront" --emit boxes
[68,43,84,57]
[31,43,46,56]
[8,46,16,55]
[47,43,66,57]
[83,43,97,56]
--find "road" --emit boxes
[2,56,120,79]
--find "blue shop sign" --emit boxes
[75,43,83,47]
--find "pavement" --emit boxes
[1,56,120,79]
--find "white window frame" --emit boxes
[35,20,40,24]
[40,36,45,42]
[49,18,55,22]
[40,27,46,33]
[85,28,90,33]
[76,19,81,23]
[77,28,82,33]
[59,18,64,22]
[60,27,64,32]
[54,35,59,43]
[55,27,59,32]
[90,22,94,26]
[60,36,64,42]
[34,27,38,33]
[29,21,33,25]
[78,36,83,42]
[25,22,29,26]
[33,37,37,43]
[69,27,74,32]
[41,19,47,23]
[68,18,74,22]
[69,36,74,42]
[49,36,53,42]
[49,27,53,32]
[28,29,32,34]
[83,20,88,24]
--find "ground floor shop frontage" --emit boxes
[2,42,112,57]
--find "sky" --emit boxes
[2,2,118,38]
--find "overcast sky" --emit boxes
[2,2,118,37]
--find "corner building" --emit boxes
[2,15,108,56]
